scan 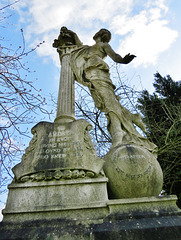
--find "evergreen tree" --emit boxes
[138,72,181,206]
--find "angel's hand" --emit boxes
[123,53,136,64]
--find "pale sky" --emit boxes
[0,0,181,220]
[15,0,179,66]
[11,0,181,93]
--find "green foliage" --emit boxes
[138,73,181,200]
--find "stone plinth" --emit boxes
[12,120,104,182]
[108,195,180,217]
[1,196,181,239]
[2,177,108,222]
[3,119,107,223]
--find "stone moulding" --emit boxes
[18,169,99,183]
[108,195,180,216]
[2,174,180,223]
[1,195,181,240]
[2,177,109,222]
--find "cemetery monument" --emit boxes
[0,27,180,240]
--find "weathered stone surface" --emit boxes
[1,196,181,240]
[103,144,163,199]
[92,215,181,240]
[13,119,104,182]
[52,27,163,201]
[2,27,174,239]
[53,26,82,123]
[67,27,157,153]
[107,195,180,217]
[3,177,108,222]
[4,119,107,223]
[55,47,76,123]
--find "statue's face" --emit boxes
[93,29,111,43]
[60,26,67,32]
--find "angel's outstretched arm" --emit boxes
[103,42,136,64]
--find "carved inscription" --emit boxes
[13,120,105,182]
[115,165,152,179]
[112,145,152,179]
[34,128,83,162]
[113,154,146,161]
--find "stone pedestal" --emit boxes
[1,196,181,239]
[2,177,108,222]
[2,119,107,223]
[12,120,104,182]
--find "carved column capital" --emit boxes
[57,45,77,62]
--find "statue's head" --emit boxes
[60,26,68,33]
[93,29,111,43]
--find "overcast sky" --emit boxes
[1,0,181,219]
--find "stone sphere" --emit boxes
[103,144,163,199]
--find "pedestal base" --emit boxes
[2,177,108,222]
[1,194,181,239]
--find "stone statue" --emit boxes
[53,27,163,199]
[1,28,164,226]
[53,26,82,48]
[55,27,156,152]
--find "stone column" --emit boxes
[54,45,76,123]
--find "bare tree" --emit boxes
[0,1,51,194]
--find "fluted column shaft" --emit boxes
[55,46,76,123]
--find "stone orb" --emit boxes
[103,144,163,199]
